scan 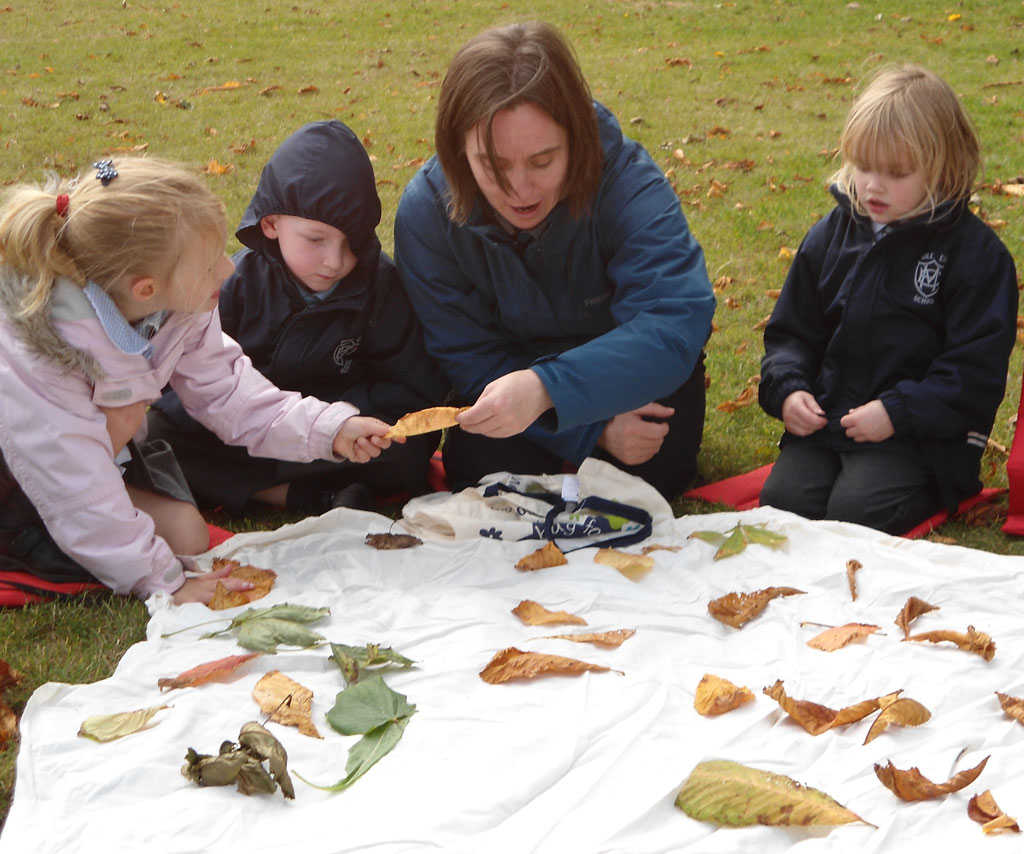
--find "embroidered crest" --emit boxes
[913,252,946,305]
[332,337,360,374]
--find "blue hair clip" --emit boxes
[92,160,118,186]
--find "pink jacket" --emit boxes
[0,274,357,596]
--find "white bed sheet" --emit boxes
[4,504,1024,853]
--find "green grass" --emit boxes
[2,0,1023,829]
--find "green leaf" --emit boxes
[326,676,417,736]
[675,759,869,827]
[229,603,330,628]
[200,603,330,653]
[740,524,788,548]
[689,530,727,547]
[689,524,788,560]
[305,718,410,792]
[329,642,415,684]
[714,527,748,560]
[78,705,168,742]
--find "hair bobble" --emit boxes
[55,194,70,217]
[92,160,118,186]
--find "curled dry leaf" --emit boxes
[874,756,988,802]
[593,547,655,581]
[515,541,568,571]
[894,596,940,639]
[968,790,1021,834]
[846,559,862,601]
[207,558,276,610]
[0,660,23,748]
[364,532,422,549]
[183,721,294,799]
[694,673,755,716]
[512,599,586,627]
[906,625,996,661]
[806,623,879,652]
[764,680,901,735]
[996,692,1024,725]
[479,647,622,684]
[385,405,468,438]
[540,629,635,648]
[252,670,322,738]
[862,697,931,745]
[158,652,261,691]
[708,587,804,628]
[641,543,681,554]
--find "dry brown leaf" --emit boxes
[862,697,931,745]
[207,559,276,610]
[715,385,756,413]
[540,629,635,648]
[252,670,322,738]
[708,587,804,628]
[764,680,900,735]
[874,756,988,802]
[200,158,234,176]
[906,625,996,661]
[846,559,862,601]
[894,596,940,638]
[593,548,655,581]
[968,790,1021,834]
[385,406,468,438]
[807,623,879,652]
[157,652,261,691]
[0,660,23,748]
[364,532,423,549]
[512,600,587,627]
[996,691,1024,725]
[641,543,681,554]
[515,541,568,571]
[479,647,621,684]
[694,673,755,716]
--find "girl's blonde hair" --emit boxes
[834,64,980,220]
[0,157,226,317]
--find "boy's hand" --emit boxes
[597,402,673,466]
[781,391,827,436]
[172,562,253,606]
[840,400,894,443]
[457,369,553,437]
[332,416,397,463]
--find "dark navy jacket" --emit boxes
[157,120,447,425]
[394,103,715,463]
[759,185,1018,500]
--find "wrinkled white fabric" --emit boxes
[5,503,1024,853]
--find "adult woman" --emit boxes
[394,21,715,498]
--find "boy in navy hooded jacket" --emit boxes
[149,120,448,515]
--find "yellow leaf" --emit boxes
[593,547,654,581]
[385,405,468,438]
[862,697,931,745]
[968,790,1021,834]
[511,599,586,626]
[540,629,635,648]
[515,541,568,571]
[694,673,754,716]
[806,622,879,652]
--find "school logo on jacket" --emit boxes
[333,337,360,374]
[913,252,946,305]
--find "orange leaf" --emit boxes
[875,756,988,802]
[862,697,931,745]
[846,559,862,601]
[641,543,681,554]
[806,622,879,652]
[540,629,635,648]
[479,647,621,684]
[708,587,804,629]
[200,158,234,176]
[764,680,899,735]
[252,670,322,738]
[515,541,568,571]
[894,596,940,638]
[512,600,587,627]
[905,625,996,661]
[694,673,755,716]
[996,691,1024,725]
[593,547,654,581]
[157,652,261,691]
[386,405,468,438]
[968,790,1021,834]
[207,558,276,610]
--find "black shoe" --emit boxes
[287,480,373,515]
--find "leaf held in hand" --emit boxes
[207,558,276,610]
[252,670,322,738]
[385,406,468,438]
[806,623,879,652]
[515,541,568,571]
[158,652,261,691]
[968,790,1020,834]
[996,691,1024,725]
[674,759,868,827]
[905,625,996,660]
[479,647,621,684]
[364,532,423,549]
[874,756,988,801]
[540,629,635,648]
[694,673,755,716]
[78,705,169,742]
[894,596,940,638]
[512,599,587,627]
[708,587,804,628]
[862,697,931,745]
[593,548,655,581]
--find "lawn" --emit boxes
[1,0,1022,829]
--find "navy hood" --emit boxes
[235,120,382,272]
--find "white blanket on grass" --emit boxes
[5,500,1024,853]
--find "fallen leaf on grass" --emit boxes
[806,623,879,652]
[894,596,940,638]
[708,587,804,628]
[515,541,567,571]
[158,652,261,691]
[79,705,169,742]
[862,697,931,745]
[183,721,294,799]
[875,756,988,802]
[968,790,1021,834]
[675,759,869,827]
[846,559,862,601]
[479,647,622,684]
[694,673,755,716]
[385,405,468,438]
[364,532,422,549]
[715,385,756,413]
[512,600,587,626]
[207,558,276,610]
[690,523,787,560]
[764,680,901,735]
[540,629,635,648]
[252,671,322,738]
[906,625,996,661]
[593,547,654,581]
[996,692,1024,725]
[0,660,23,748]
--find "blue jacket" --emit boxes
[394,103,715,464]
[759,185,1018,501]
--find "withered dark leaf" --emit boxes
[365,532,423,550]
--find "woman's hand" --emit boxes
[840,399,894,443]
[457,369,553,437]
[781,390,827,437]
[172,561,254,606]
[100,401,148,456]
[332,416,398,463]
[596,402,673,466]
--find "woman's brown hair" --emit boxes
[435,21,603,224]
